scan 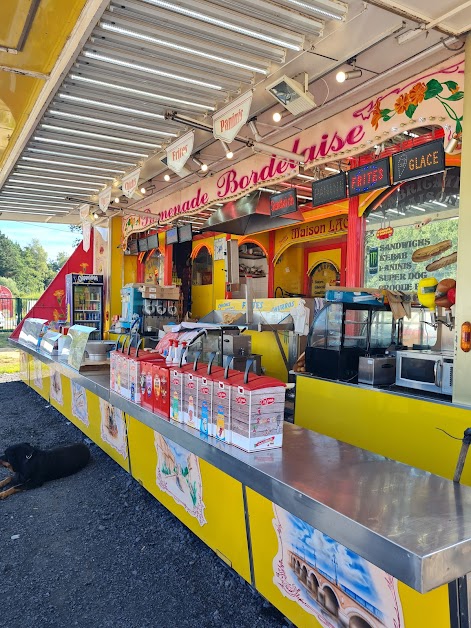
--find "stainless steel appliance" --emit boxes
[358,356,396,386]
[395,350,453,396]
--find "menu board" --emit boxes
[348,158,390,196]
[178,224,193,243]
[60,324,97,370]
[270,188,298,217]
[392,139,445,184]
[311,172,347,208]
[166,227,178,245]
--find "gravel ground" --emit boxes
[0,380,287,628]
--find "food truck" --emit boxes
[7,6,471,626]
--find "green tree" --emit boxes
[16,239,55,294]
[50,251,70,273]
[0,276,20,296]
[0,232,23,279]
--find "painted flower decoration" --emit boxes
[371,99,382,130]
[53,289,65,306]
[408,82,427,106]
[394,93,411,114]
[370,77,464,137]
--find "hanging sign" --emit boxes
[121,168,141,198]
[166,131,194,174]
[79,204,90,221]
[392,139,445,184]
[98,187,112,212]
[311,172,347,208]
[376,226,394,240]
[212,90,254,143]
[348,158,390,196]
[82,221,91,252]
[270,188,298,218]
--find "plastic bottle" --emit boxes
[180,342,188,365]
[173,341,182,365]
[165,339,174,365]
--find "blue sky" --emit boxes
[0,220,80,261]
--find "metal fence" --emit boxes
[0,298,37,332]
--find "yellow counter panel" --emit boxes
[295,374,471,484]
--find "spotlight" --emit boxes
[114,196,120,204]
[336,68,362,83]
[164,173,171,182]
[220,140,233,159]
[336,58,362,83]
[192,155,208,172]
[272,111,282,123]
[140,186,146,193]
[445,133,461,154]
[93,212,99,220]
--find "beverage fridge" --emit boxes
[65,274,104,340]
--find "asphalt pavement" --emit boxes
[0,378,287,628]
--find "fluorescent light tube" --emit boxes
[26,147,134,165]
[17,165,110,181]
[8,178,98,191]
[84,51,223,90]
[4,184,89,195]
[48,110,177,137]
[141,0,302,50]
[32,136,148,157]
[69,74,214,110]
[0,201,70,210]
[58,93,165,119]
[0,209,60,216]
[41,124,161,149]
[0,191,76,201]
[100,22,268,75]
[10,172,103,185]
[283,0,346,21]
[21,156,126,173]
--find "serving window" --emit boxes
[363,167,460,293]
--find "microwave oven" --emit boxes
[395,350,453,396]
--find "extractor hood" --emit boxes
[201,191,304,235]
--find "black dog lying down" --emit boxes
[0,442,90,500]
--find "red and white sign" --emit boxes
[98,187,112,212]
[376,226,394,240]
[213,90,253,143]
[166,131,194,174]
[121,168,141,198]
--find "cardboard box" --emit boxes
[140,356,166,410]
[230,373,285,452]
[152,364,170,418]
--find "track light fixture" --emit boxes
[192,155,208,172]
[220,140,234,159]
[248,118,262,141]
[336,58,362,83]
[114,196,120,204]
[164,173,171,181]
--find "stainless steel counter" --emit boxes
[13,339,471,594]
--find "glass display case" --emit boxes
[305,302,397,382]
[66,274,103,340]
